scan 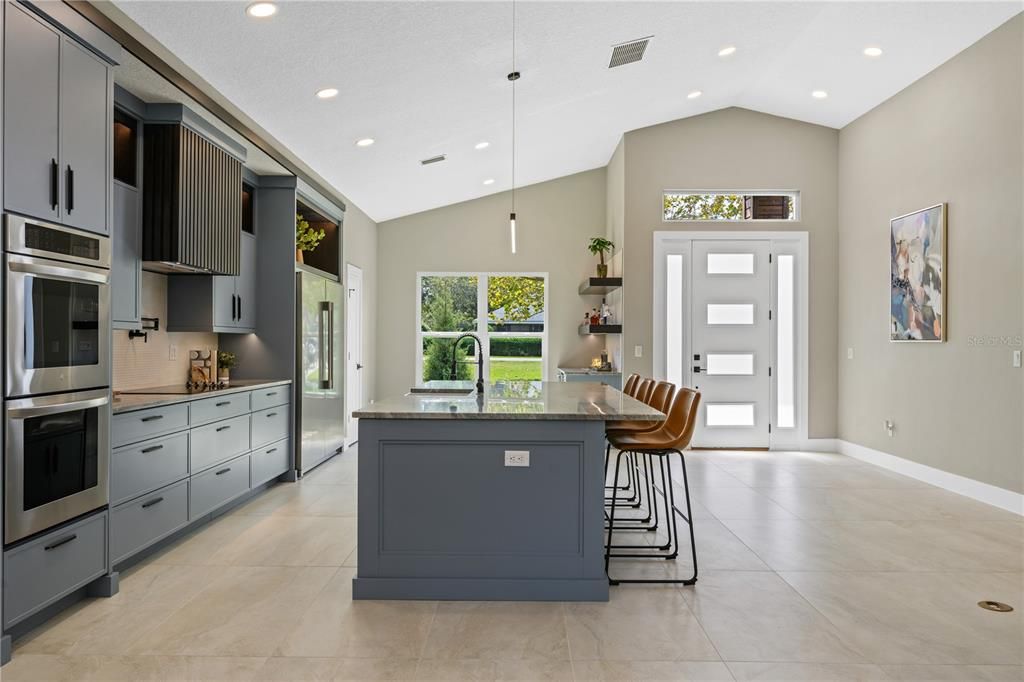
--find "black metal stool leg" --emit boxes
[605,449,627,583]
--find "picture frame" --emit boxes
[890,203,946,342]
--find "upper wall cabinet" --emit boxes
[3,2,115,235]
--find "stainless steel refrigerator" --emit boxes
[295,267,345,475]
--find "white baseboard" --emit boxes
[833,439,1024,517]
[801,438,839,452]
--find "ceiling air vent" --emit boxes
[420,154,447,166]
[608,36,652,68]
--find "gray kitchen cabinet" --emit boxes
[3,3,61,222]
[190,454,251,520]
[110,480,189,564]
[111,182,142,328]
[2,2,113,234]
[167,231,258,333]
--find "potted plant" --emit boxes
[217,350,236,384]
[296,213,326,264]
[588,237,615,278]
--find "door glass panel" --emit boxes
[22,407,99,510]
[706,353,754,375]
[706,303,754,325]
[666,254,684,387]
[777,254,796,428]
[707,252,754,275]
[706,403,755,427]
[24,277,100,369]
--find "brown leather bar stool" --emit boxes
[621,373,640,397]
[605,377,654,503]
[605,387,701,585]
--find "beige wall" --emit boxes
[837,15,1023,493]
[620,108,840,437]
[342,200,379,408]
[375,168,608,398]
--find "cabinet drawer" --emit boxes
[4,513,107,628]
[251,438,291,487]
[112,403,189,448]
[111,480,189,564]
[190,392,250,427]
[251,385,289,411]
[111,432,189,505]
[191,414,250,473]
[190,454,250,520]
[251,404,290,449]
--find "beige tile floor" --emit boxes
[3,448,1022,681]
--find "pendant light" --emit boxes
[507,0,518,254]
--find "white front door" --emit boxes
[690,240,771,448]
[345,264,364,447]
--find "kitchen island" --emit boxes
[352,381,662,601]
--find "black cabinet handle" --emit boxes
[215,401,231,407]
[215,425,231,432]
[265,391,277,397]
[266,412,277,418]
[141,444,164,454]
[265,448,277,454]
[232,294,237,320]
[50,159,58,210]
[66,165,74,213]
[215,467,231,476]
[141,496,164,509]
[141,415,164,422]
[44,534,77,551]
[237,296,242,320]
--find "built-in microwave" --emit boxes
[4,214,111,398]
[4,388,110,544]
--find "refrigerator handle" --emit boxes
[327,301,336,390]
[319,301,330,390]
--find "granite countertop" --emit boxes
[353,380,662,421]
[112,379,292,414]
[557,367,622,376]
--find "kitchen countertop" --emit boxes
[112,379,292,414]
[353,380,662,421]
[557,367,622,376]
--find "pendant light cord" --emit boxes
[511,0,516,215]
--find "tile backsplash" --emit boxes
[113,271,218,390]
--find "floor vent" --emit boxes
[609,36,652,68]
[420,154,447,166]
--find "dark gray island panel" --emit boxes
[355,418,609,601]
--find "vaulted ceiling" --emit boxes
[111,1,1021,221]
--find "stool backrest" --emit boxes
[622,373,640,396]
[633,378,654,402]
[646,381,675,413]
[660,387,701,450]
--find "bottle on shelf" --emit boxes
[600,298,611,324]
[589,308,600,325]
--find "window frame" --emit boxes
[663,190,801,223]
[416,272,549,385]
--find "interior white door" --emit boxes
[691,240,771,448]
[345,264,364,447]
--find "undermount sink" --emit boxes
[407,387,476,397]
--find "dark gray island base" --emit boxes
[352,382,662,602]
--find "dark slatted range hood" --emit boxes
[142,104,245,275]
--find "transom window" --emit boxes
[664,191,799,222]
[417,273,548,384]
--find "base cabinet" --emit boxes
[3,513,108,628]
[110,480,189,564]
[190,454,250,520]
[252,438,291,487]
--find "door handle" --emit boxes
[50,159,58,210]
[232,294,237,321]
[356,363,363,370]
[326,301,335,389]
[66,165,74,213]
[237,295,242,321]
[318,301,328,389]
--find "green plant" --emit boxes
[217,350,236,370]
[423,338,473,382]
[296,213,326,252]
[587,237,615,266]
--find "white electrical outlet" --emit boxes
[169,345,178,361]
[504,450,530,467]
[847,347,854,360]
[633,345,643,358]
[1014,350,1022,368]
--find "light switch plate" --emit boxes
[504,450,530,467]
[847,347,854,360]
[169,345,178,361]
[634,345,643,358]
[1014,350,1022,368]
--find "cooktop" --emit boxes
[119,380,278,395]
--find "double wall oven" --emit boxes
[4,214,112,544]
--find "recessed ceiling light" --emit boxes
[483,178,495,185]
[687,90,702,99]
[718,45,737,57]
[811,90,829,99]
[355,138,375,147]
[245,2,277,18]
[863,46,883,57]
[475,141,490,150]
[315,87,339,99]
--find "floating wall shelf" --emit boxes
[579,324,623,335]
[578,277,622,295]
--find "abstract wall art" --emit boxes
[890,203,946,342]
